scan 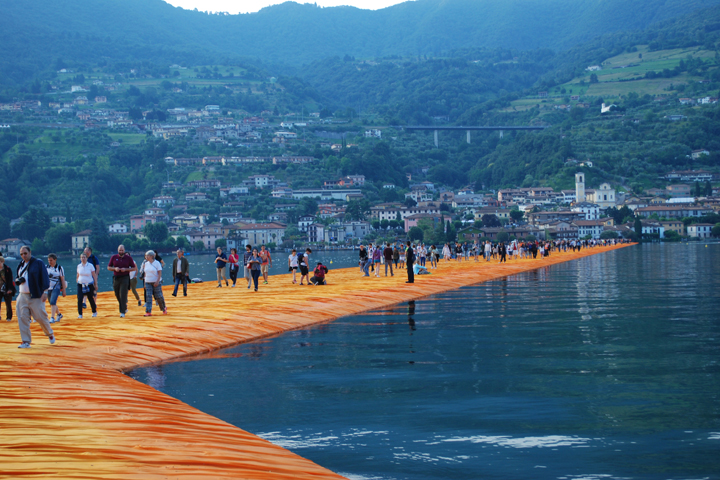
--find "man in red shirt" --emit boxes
[259,245,272,285]
[107,244,136,318]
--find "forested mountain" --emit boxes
[2,0,720,84]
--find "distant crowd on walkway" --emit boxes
[1,237,625,349]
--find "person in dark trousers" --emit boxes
[107,244,137,318]
[171,249,190,296]
[310,262,329,285]
[498,242,507,263]
[383,242,394,277]
[405,241,415,284]
[0,256,16,321]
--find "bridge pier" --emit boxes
[499,130,504,139]
[434,130,439,148]
[467,130,471,144]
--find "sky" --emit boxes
[164,0,409,14]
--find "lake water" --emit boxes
[129,244,720,480]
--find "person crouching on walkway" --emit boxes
[310,262,329,285]
[16,246,55,349]
[76,253,97,319]
[142,250,166,316]
[171,248,190,297]
[248,248,262,291]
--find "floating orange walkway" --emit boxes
[0,244,633,478]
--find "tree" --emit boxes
[345,199,371,221]
[215,238,227,249]
[371,220,380,230]
[193,240,205,251]
[634,217,643,240]
[663,230,681,241]
[15,207,51,242]
[144,222,169,244]
[712,224,720,238]
[496,230,509,243]
[509,209,524,223]
[45,224,75,253]
[408,226,424,242]
[445,221,456,243]
[404,197,418,208]
[481,214,501,228]
[600,230,619,239]
[590,73,599,83]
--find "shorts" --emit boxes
[289,266,298,272]
[261,264,269,274]
[300,265,309,276]
[48,287,61,306]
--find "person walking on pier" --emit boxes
[248,248,262,291]
[0,256,16,322]
[142,251,166,316]
[259,245,272,285]
[288,249,299,284]
[46,253,66,324]
[299,248,311,285]
[372,245,382,277]
[214,247,228,287]
[243,244,253,289]
[107,245,136,318]
[227,248,240,287]
[393,246,400,268]
[16,246,55,348]
[359,245,370,277]
[498,242,507,263]
[75,253,97,318]
[383,242,394,277]
[442,243,452,261]
[171,249,190,296]
[429,245,438,269]
[405,241,415,284]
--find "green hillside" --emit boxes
[2,0,720,85]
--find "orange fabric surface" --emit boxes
[0,244,633,478]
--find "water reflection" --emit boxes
[130,244,720,480]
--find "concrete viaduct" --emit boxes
[402,125,550,147]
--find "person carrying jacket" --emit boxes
[171,249,190,297]
[15,246,55,348]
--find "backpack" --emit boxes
[314,265,326,279]
[297,252,305,266]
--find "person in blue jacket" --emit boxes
[15,246,55,349]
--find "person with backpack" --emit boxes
[46,253,66,324]
[298,248,311,285]
[405,241,415,284]
[310,262,329,285]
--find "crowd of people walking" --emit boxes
[1,237,626,348]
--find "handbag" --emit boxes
[81,284,90,294]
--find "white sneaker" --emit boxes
[92,313,97,318]
[56,314,63,323]
[18,342,31,349]
[50,317,56,323]
[120,313,125,318]
[78,315,83,319]
[49,335,56,345]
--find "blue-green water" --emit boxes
[129,244,720,480]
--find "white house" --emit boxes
[108,222,128,234]
[687,223,714,238]
[572,202,601,220]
